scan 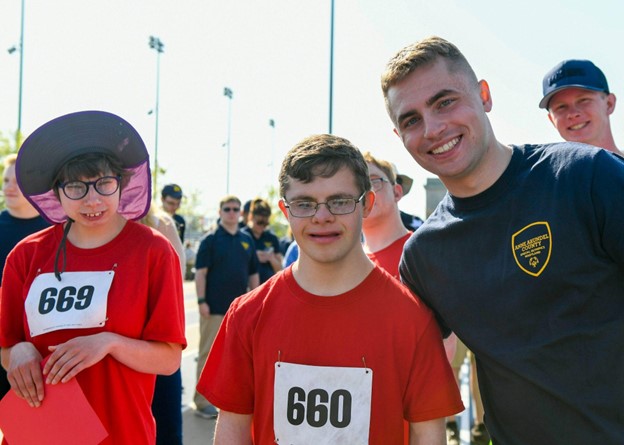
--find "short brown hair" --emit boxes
[53,152,131,191]
[250,198,271,217]
[3,153,17,168]
[219,195,241,208]
[381,36,478,108]
[363,151,396,184]
[279,134,371,199]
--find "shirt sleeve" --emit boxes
[591,150,624,267]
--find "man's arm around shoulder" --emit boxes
[214,410,253,445]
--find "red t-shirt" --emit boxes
[0,222,186,444]
[367,232,412,279]
[198,266,463,444]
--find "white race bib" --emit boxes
[274,362,372,445]
[25,271,114,337]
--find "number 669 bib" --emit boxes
[25,271,114,337]
[274,362,372,444]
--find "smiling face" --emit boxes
[363,161,401,227]
[279,166,374,267]
[547,87,616,149]
[58,172,122,231]
[2,163,33,215]
[387,58,499,194]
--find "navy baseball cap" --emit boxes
[162,183,183,199]
[539,59,609,109]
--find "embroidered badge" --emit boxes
[511,222,552,277]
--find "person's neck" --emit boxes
[250,225,264,239]
[66,215,127,249]
[292,248,374,296]
[220,221,239,235]
[589,134,621,155]
[444,141,513,198]
[7,205,41,219]
[363,216,409,253]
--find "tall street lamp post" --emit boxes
[223,87,233,194]
[269,118,276,184]
[328,0,335,134]
[148,35,164,199]
[7,0,25,148]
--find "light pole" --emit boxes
[269,118,276,183]
[148,35,164,199]
[223,87,234,194]
[328,0,335,134]
[7,0,25,148]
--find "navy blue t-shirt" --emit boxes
[195,225,258,314]
[400,143,624,444]
[242,227,281,283]
[0,210,49,284]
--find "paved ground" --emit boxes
[181,280,217,444]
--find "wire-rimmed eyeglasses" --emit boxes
[58,176,121,200]
[283,192,366,218]
[370,177,391,192]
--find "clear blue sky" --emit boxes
[2,0,623,217]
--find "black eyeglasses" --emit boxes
[370,177,391,192]
[283,192,366,218]
[222,207,240,212]
[58,176,121,200]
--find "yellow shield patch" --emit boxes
[511,222,552,277]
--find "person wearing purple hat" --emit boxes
[540,59,620,154]
[0,111,186,444]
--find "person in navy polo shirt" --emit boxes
[242,198,283,283]
[193,195,259,419]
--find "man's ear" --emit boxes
[278,199,289,219]
[393,182,404,202]
[479,79,493,112]
[607,93,616,115]
[547,111,556,127]
[362,190,376,218]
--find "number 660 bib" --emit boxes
[274,362,372,444]
[25,271,114,337]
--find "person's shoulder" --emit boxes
[518,142,602,162]
[127,220,172,246]
[265,229,280,242]
[237,228,255,243]
[369,266,434,318]
[531,142,623,177]
[228,272,286,315]
[9,224,58,253]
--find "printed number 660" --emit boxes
[286,386,352,428]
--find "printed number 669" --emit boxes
[38,286,94,314]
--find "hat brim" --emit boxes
[397,173,413,195]
[16,110,151,224]
[539,85,607,109]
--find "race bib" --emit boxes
[274,362,372,444]
[25,271,114,337]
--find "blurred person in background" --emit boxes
[242,198,283,283]
[0,153,50,400]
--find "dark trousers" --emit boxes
[0,367,10,399]
[152,368,183,445]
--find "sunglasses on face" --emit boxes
[222,207,240,213]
